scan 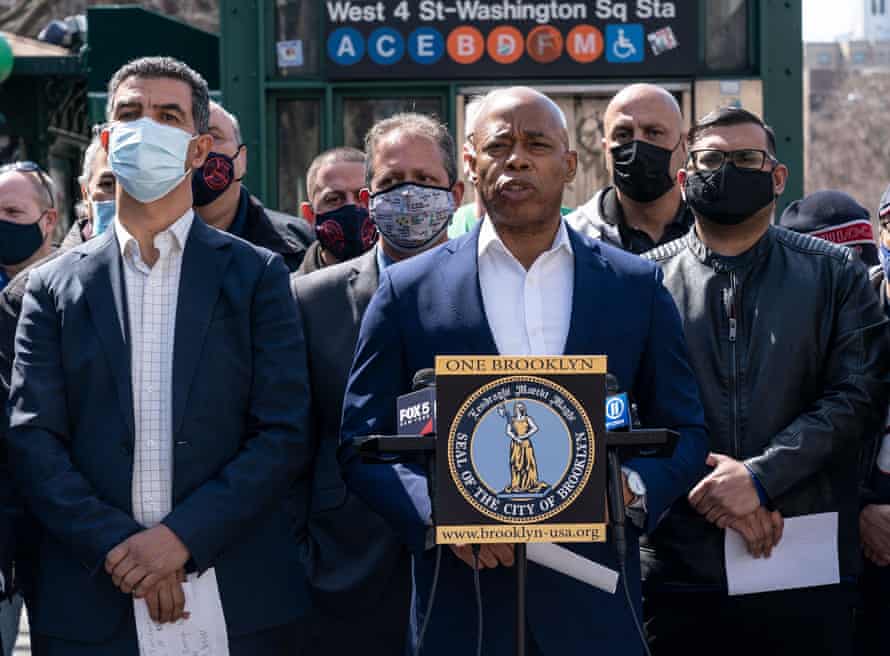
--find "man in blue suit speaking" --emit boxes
[339,87,708,655]
[7,57,312,655]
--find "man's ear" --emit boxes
[235,144,248,180]
[772,163,789,197]
[300,202,315,223]
[565,150,578,184]
[451,180,465,208]
[677,169,688,200]
[464,146,478,185]
[359,188,371,208]
[41,208,59,239]
[189,134,214,170]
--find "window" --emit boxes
[277,100,321,212]
[705,0,749,71]
[275,1,320,76]
[817,53,831,65]
[341,97,444,149]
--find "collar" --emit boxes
[226,187,250,238]
[115,208,194,261]
[685,223,775,273]
[601,185,693,233]
[376,242,396,271]
[478,215,573,261]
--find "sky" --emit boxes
[803,0,858,42]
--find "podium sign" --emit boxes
[435,356,607,545]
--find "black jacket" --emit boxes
[643,226,890,586]
[243,193,314,273]
[0,219,88,599]
[290,248,410,648]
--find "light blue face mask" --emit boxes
[91,199,115,236]
[107,117,194,204]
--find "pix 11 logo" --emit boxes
[327,23,612,67]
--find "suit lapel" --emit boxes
[347,247,380,318]
[78,232,134,437]
[562,227,606,356]
[441,229,499,355]
[172,220,232,437]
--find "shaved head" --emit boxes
[604,83,682,128]
[468,85,577,233]
[600,83,687,207]
[473,86,569,147]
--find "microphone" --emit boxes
[605,373,641,432]
[412,368,436,391]
[397,368,436,435]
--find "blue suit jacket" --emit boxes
[7,219,312,643]
[340,224,708,655]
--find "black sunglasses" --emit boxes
[0,161,55,209]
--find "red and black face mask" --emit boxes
[192,146,244,207]
[315,204,377,262]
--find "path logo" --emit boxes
[447,26,485,64]
[526,25,563,64]
[448,376,595,525]
[487,25,524,64]
[566,25,604,64]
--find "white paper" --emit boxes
[527,543,619,594]
[135,567,230,656]
[725,512,840,596]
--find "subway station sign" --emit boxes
[325,0,698,79]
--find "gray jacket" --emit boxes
[567,187,693,255]
[643,226,890,586]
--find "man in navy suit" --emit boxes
[339,87,708,655]
[7,56,312,655]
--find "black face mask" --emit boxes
[684,164,775,226]
[315,204,377,262]
[192,146,244,207]
[0,215,45,266]
[611,140,678,203]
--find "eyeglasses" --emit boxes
[0,161,55,208]
[688,149,776,172]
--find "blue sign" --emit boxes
[328,27,365,66]
[408,27,445,65]
[605,393,631,431]
[606,24,644,64]
[368,27,405,65]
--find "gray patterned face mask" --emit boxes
[369,182,455,253]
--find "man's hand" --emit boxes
[727,507,783,558]
[143,569,190,624]
[450,544,514,569]
[861,504,890,567]
[689,453,760,525]
[105,524,190,596]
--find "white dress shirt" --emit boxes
[477,217,647,517]
[478,217,574,356]
[115,210,193,527]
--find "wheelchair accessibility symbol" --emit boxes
[606,24,644,63]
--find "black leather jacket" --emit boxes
[642,226,890,586]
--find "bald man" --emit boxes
[193,101,315,271]
[339,86,707,656]
[567,83,693,254]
